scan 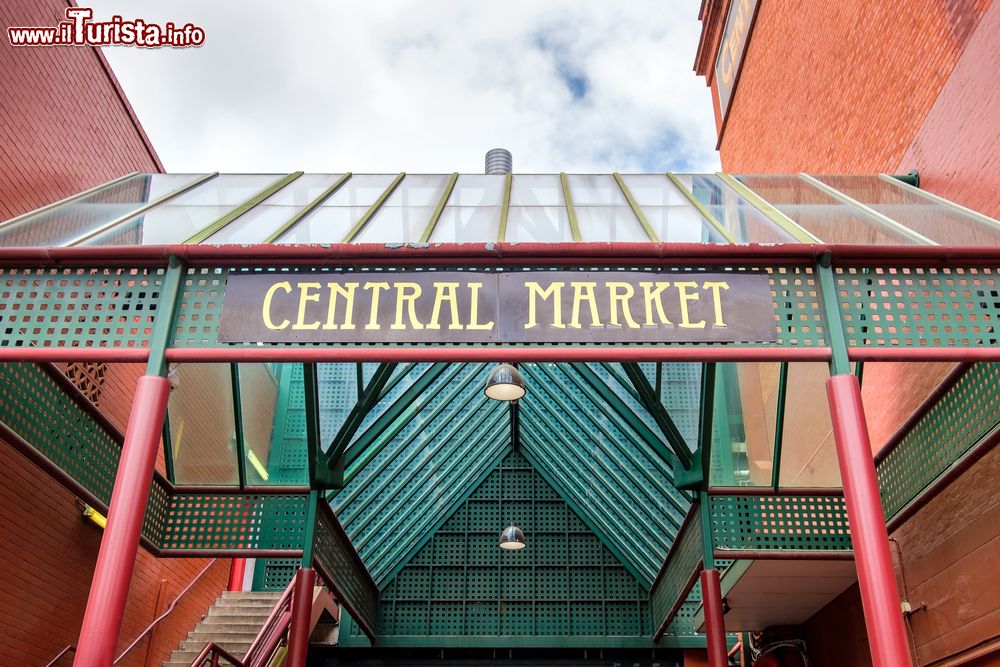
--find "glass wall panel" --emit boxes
[168,363,239,485]
[777,363,840,487]
[237,363,284,485]
[84,205,231,245]
[430,206,501,242]
[566,174,628,205]
[737,175,912,244]
[506,206,573,242]
[620,174,687,206]
[677,174,794,243]
[317,363,361,449]
[0,173,204,246]
[450,175,506,206]
[276,207,370,243]
[816,175,1000,245]
[710,362,780,487]
[354,205,436,243]
[207,205,299,244]
[575,206,646,241]
[510,175,564,206]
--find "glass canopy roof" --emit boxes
[3,172,999,247]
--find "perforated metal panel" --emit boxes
[160,493,309,551]
[877,363,1000,520]
[651,508,702,639]
[709,494,851,552]
[0,267,163,349]
[836,266,1000,348]
[377,451,651,642]
[314,505,379,637]
[254,558,299,591]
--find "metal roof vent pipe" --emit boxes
[485,148,513,175]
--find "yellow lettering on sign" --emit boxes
[262,281,292,330]
[391,282,424,330]
[639,281,673,326]
[569,282,602,329]
[363,282,390,330]
[675,281,706,329]
[703,281,730,327]
[292,282,322,330]
[323,282,358,330]
[606,282,640,328]
[466,282,495,331]
[524,281,565,329]
[427,282,463,330]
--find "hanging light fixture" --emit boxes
[485,363,526,401]
[499,524,526,550]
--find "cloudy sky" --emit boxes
[88,1,719,174]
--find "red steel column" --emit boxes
[701,568,728,667]
[286,567,317,667]
[228,558,247,592]
[827,374,913,667]
[74,375,171,667]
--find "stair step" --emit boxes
[192,624,266,635]
[221,591,283,599]
[212,599,282,609]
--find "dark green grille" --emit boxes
[651,507,702,639]
[709,494,852,552]
[161,493,310,551]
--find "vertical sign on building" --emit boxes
[715,0,760,132]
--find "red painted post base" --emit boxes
[228,558,247,592]
[827,374,914,667]
[286,567,317,667]
[701,568,728,667]
[74,375,171,667]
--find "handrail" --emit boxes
[188,642,244,666]
[114,558,220,664]
[44,645,75,667]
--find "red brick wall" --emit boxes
[0,2,231,664]
[0,0,162,222]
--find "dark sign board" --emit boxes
[715,0,760,124]
[218,271,777,345]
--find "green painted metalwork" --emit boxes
[817,260,852,376]
[263,173,353,243]
[419,172,458,243]
[621,362,693,469]
[301,490,319,566]
[613,172,660,242]
[261,363,310,486]
[313,502,380,639]
[323,361,396,474]
[230,364,248,489]
[835,265,1000,350]
[160,492,311,551]
[343,450,652,645]
[770,362,789,491]
[877,363,1000,522]
[253,558,299,591]
[183,172,304,244]
[341,172,406,243]
[560,172,583,242]
[651,506,703,641]
[148,258,186,376]
[0,265,164,351]
[709,494,852,552]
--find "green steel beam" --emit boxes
[563,362,678,471]
[262,172,352,243]
[161,419,175,483]
[363,428,509,579]
[855,361,865,387]
[522,368,687,523]
[878,173,1000,232]
[0,171,139,231]
[715,172,820,243]
[620,362,693,470]
[560,172,583,242]
[676,362,716,490]
[519,400,676,551]
[497,172,512,241]
[147,257,186,377]
[183,172,304,244]
[418,172,458,243]
[666,172,739,244]
[770,362,789,492]
[355,363,364,402]
[341,172,405,242]
[338,362,457,471]
[356,408,507,561]
[230,363,247,489]
[337,385,496,525]
[374,441,513,587]
[65,172,220,246]
[613,172,660,242]
[598,361,642,402]
[817,256,851,376]
[301,490,319,567]
[800,173,937,245]
[342,363,482,484]
[520,431,658,586]
[323,361,397,470]
[303,363,338,488]
[656,362,663,402]
[699,490,715,570]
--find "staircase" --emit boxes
[164,591,283,666]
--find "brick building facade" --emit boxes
[0,2,228,665]
[696,1,1000,665]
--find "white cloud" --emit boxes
[88,0,720,173]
